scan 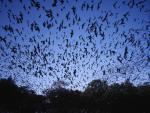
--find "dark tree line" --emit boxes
[0,78,150,113]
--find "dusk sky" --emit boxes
[0,0,150,94]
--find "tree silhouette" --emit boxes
[0,77,43,113]
[0,78,150,113]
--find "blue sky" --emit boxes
[0,0,150,94]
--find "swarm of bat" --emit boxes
[0,0,149,92]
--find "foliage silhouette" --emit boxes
[0,78,43,113]
[0,78,150,113]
